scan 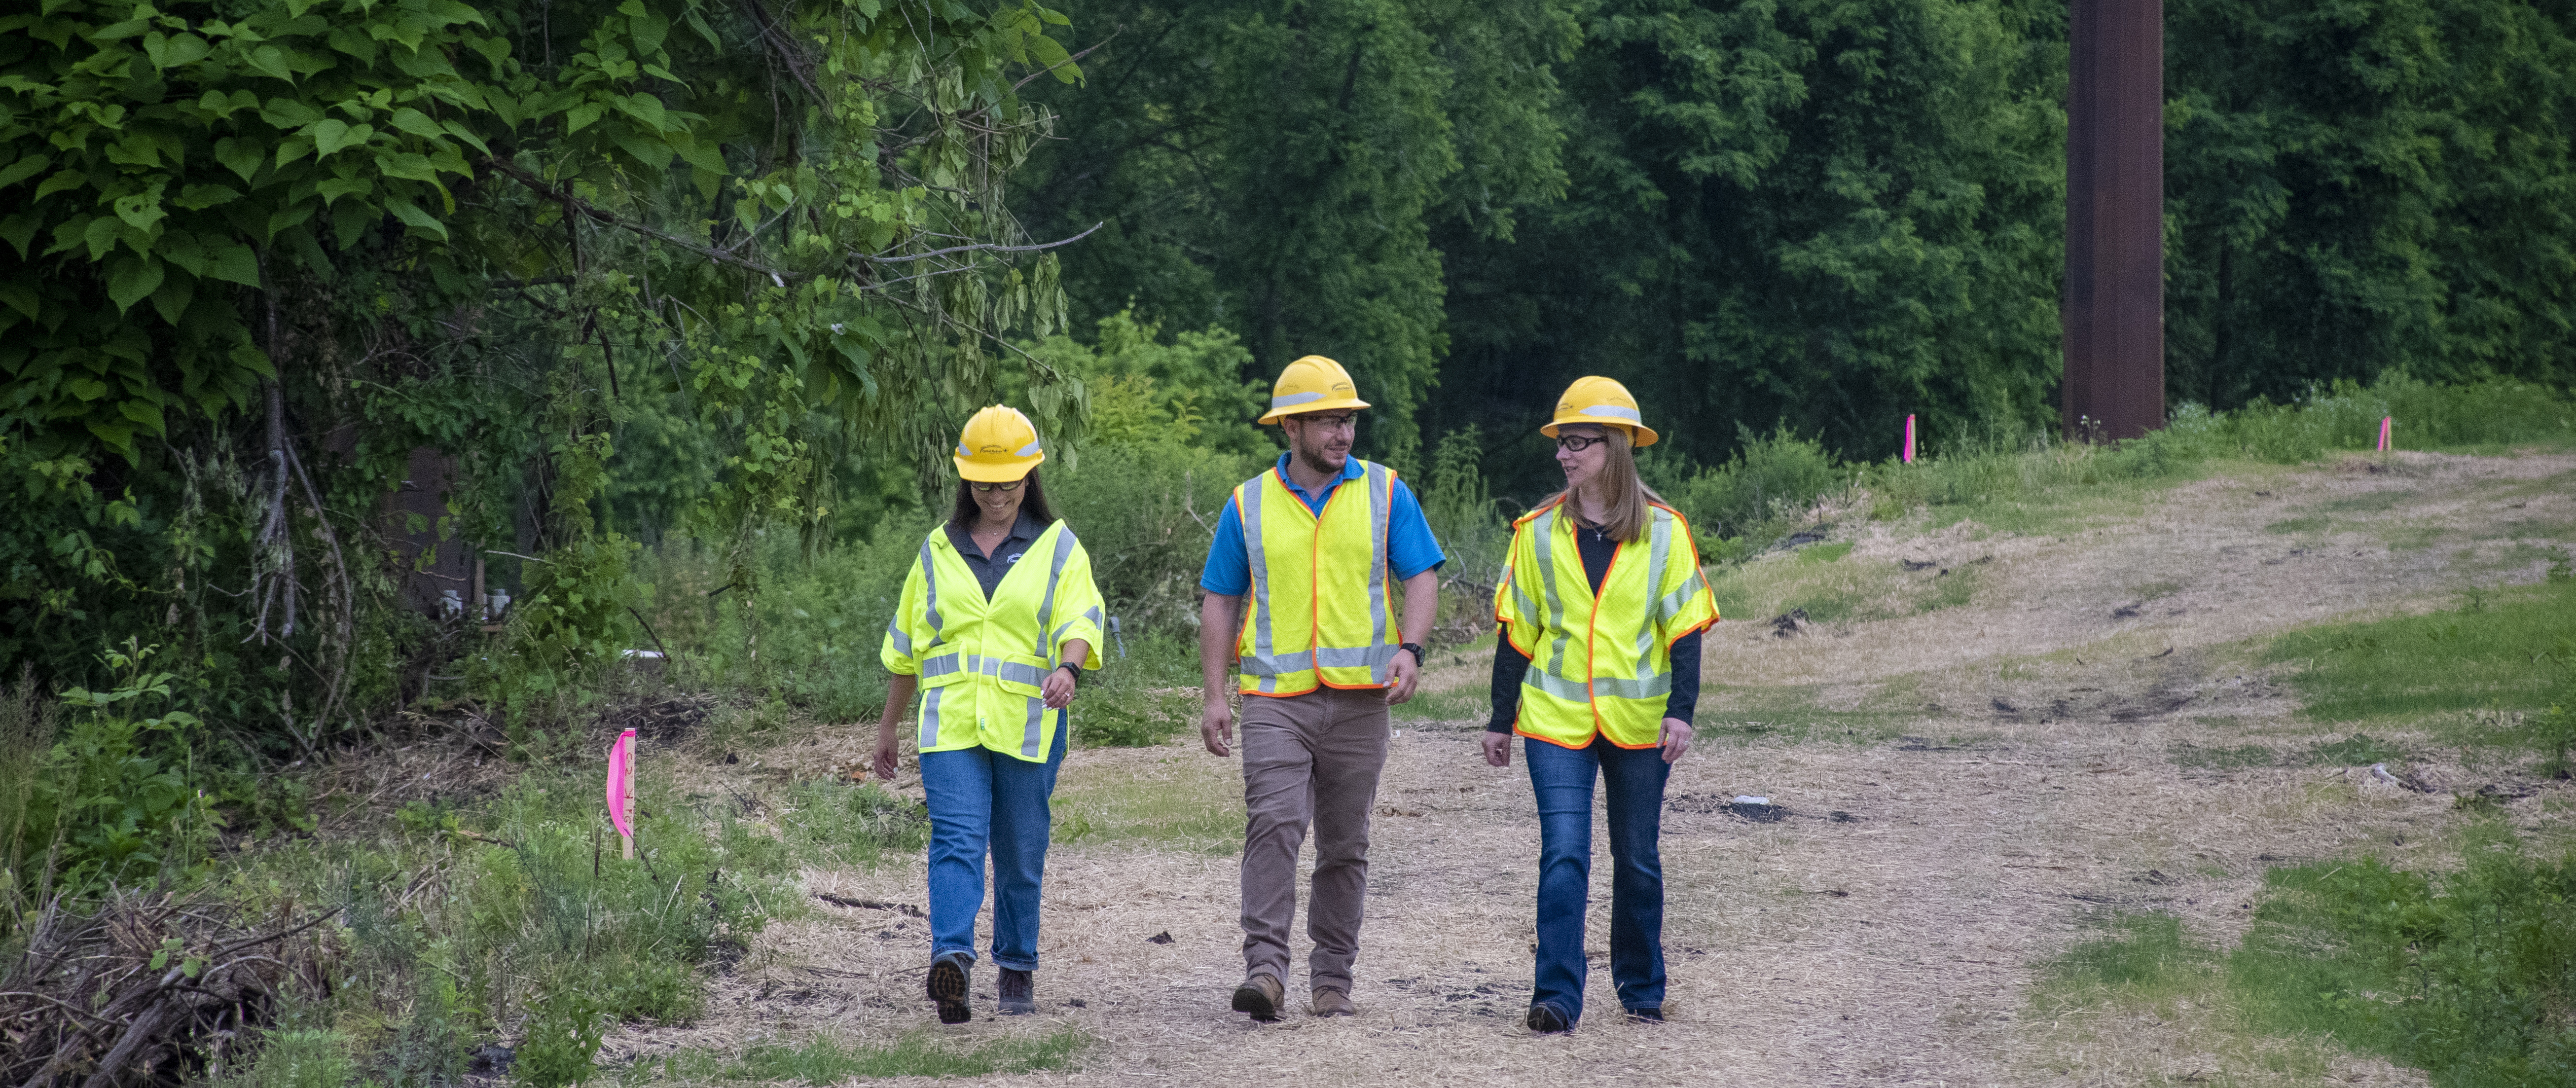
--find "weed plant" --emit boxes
[215,765,919,1088]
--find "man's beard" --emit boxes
[1296,442,1343,476]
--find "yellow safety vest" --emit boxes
[1493,498,1718,749]
[880,520,1105,762]
[1231,460,1401,696]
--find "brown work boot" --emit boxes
[1310,988,1354,1017]
[1231,973,1283,1021]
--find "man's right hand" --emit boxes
[1479,730,1512,767]
[1200,698,1235,758]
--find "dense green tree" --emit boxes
[2163,0,2576,408]
[1012,0,1578,469]
[1,0,1088,738]
[1430,0,2068,497]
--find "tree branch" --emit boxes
[856,221,1103,265]
[483,157,793,284]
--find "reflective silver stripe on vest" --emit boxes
[960,654,1049,688]
[1240,649,1316,677]
[1636,509,1673,660]
[1657,570,1708,624]
[1364,462,1390,658]
[920,652,964,680]
[917,541,945,654]
[885,618,912,656]
[1239,487,1274,678]
[1052,605,1104,647]
[1020,695,1047,759]
[1317,644,1399,669]
[919,684,945,748]
[1530,507,1571,678]
[1032,528,1075,655]
[1525,662,1670,703]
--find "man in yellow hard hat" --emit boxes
[1197,355,1444,1020]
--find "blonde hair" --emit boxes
[1551,426,1665,542]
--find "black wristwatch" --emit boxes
[1398,643,1425,667]
[1055,662,1081,687]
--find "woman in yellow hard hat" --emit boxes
[1482,376,1718,1033]
[875,405,1106,1023]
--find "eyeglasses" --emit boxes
[1556,433,1610,453]
[970,480,1022,492]
[1295,414,1359,432]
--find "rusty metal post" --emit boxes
[2064,0,2165,442]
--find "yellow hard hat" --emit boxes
[1541,376,1660,447]
[952,405,1045,482]
[1257,355,1372,424]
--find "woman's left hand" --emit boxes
[1659,718,1692,764]
[1042,666,1078,709]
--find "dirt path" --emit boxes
[612,451,2576,1086]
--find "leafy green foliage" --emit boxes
[1014,0,1582,470]
[2165,0,2576,408]
[12,640,223,896]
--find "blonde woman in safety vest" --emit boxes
[1197,356,1445,1020]
[874,405,1105,1024]
[1483,376,1718,1034]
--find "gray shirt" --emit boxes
[943,511,1047,600]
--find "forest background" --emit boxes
[4,0,2576,1082]
[2,0,2576,1077]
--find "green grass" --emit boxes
[2265,580,2576,731]
[2264,514,2329,535]
[1051,756,1241,853]
[638,1028,1090,1084]
[2230,844,2576,1087]
[2300,732,2410,766]
[2043,913,2212,994]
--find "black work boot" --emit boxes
[928,951,973,1024]
[998,968,1036,1015]
[1526,1002,1572,1034]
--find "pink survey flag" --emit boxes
[607,728,637,842]
[1903,414,1917,464]
[2378,416,2392,452]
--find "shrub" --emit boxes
[1664,425,1845,541]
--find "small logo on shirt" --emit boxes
[1007,552,1024,564]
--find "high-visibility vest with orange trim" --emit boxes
[1231,461,1401,696]
[1493,498,1718,748]
[880,520,1104,762]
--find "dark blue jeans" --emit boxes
[919,713,1066,971]
[1526,735,1669,1023]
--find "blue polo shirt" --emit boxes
[1199,454,1446,595]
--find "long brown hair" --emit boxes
[950,467,1057,529]
[1552,426,1665,543]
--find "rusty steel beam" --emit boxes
[2064,0,2165,442]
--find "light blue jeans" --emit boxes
[1526,735,1669,1023]
[919,714,1066,971]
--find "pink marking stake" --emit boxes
[2377,416,2392,453]
[1903,414,1917,464]
[607,727,637,858]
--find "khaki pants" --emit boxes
[1237,686,1390,995]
